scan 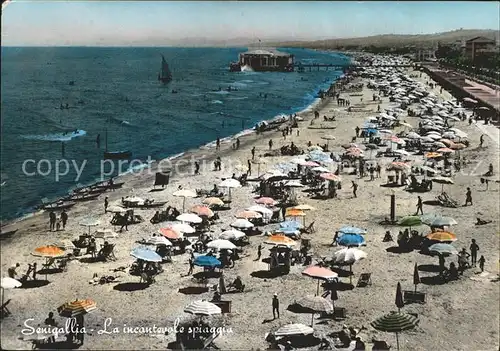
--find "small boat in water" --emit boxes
[41,201,76,211]
[158,55,172,83]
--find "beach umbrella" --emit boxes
[450,143,466,150]
[190,205,214,218]
[284,180,304,188]
[449,128,467,138]
[230,218,254,229]
[336,233,366,247]
[193,255,221,268]
[431,176,454,192]
[413,263,420,293]
[176,213,202,224]
[207,239,237,251]
[333,247,367,284]
[423,215,457,227]
[395,282,404,312]
[338,226,367,235]
[255,197,277,206]
[159,227,182,240]
[311,166,331,173]
[265,234,297,246]
[173,189,197,212]
[319,173,342,182]
[400,122,413,128]
[388,162,411,171]
[303,161,321,167]
[275,323,314,337]
[202,197,224,207]
[146,236,172,246]
[107,205,127,213]
[398,216,422,229]
[290,157,310,166]
[94,228,118,239]
[33,245,65,258]
[433,142,447,149]
[235,210,262,220]
[425,152,443,159]
[184,300,221,316]
[169,222,196,234]
[428,243,458,256]
[437,147,454,154]
[130,247,162,262]
[426,231,457,242]
[302,266,338,295]
[371,311,419,351]
[79,217,100,234]
[219,229,246,241]
[1,277,22,309]
[394,150,410,156]
[251,158,267,176]
[321,134,336,147]
[219,179,241,200]
[293,204,316,211]
[285,208,306,217]
[280,220,303,230]
[307,145,323,152]
[58,299,97,318]
[296,295,333,326]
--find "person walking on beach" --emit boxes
[478,255,485,272]
[187,257,194,275]
[465,187,473,206]
[236,138,240,149]
[355,126,360,138]
[247,160,252,176]
[272,293,280,319]
[351,181,358,198]
[479,134,485,148]
[256,244,262,261]
[470,239,479,267]
[251,146,256,160]
[415,196,423,215]
[49,211,56,231]
[104,197,109,213]
[194,161,200,175]
[269,139,273,150]
[61,209,68,229]
[216,137,221,151]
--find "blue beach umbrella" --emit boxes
[280,220,303,230]
[194,255,221,268]
[130,247,162,262]
[279,228,300,237]
[338,226,367,235]
[336,233,366,247]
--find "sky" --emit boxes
[1,1,499,46]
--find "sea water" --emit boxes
[0,46,350,221]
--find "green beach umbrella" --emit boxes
[371,311,419,351]
[413,263,420,293]
[395,282,404,312]
[398,216,422,227]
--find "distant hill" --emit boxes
[260,29,500,50]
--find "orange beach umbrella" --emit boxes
[302,266,338,295]
[58,299,97,318]
[285,208,306,217]
[190,205,214,218]
[425,152,443,159]
[426,231,457,242]
[265,235,297,246]
[33,245,65,258]
[159,227,182,240]
[319,173,342,182]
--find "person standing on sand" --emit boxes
[479,134,485,148]
[251,146,256,160]
[104,197,109,213]
[465,187,473,206]
[194,161,200,175]
[61,209,68,229]
[355,126,360,138]
[247,160,252,176]
[415,196,423,215]
[470,239,479,267]
[188,257,194,275]
[49,211,56,231]
[478,255,485,272]
[351,181,358,198]
[269,139,273,150]
[236,138,240,149]
[216,137,221,151]
[272,293,280,319]
[256,244,262,261]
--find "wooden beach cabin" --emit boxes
[229,49,294,72]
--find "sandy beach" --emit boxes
[1,66,499,351]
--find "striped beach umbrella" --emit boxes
[428,243,458,256]
[296,295,333,327]
[275,324,314,337]
[57,299,97,318]
[371,311,419,351]
[184,300,221,316]
[425,216,457,227]
[426,231,457,242]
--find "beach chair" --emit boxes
[356,273,372,287]
[0,299,12,318]
[301,221,316,234]
[202,322,223,348]
[403,290,426,304]
[57,257,70,272]
[42,258,57,270]
[372,339,391,350]
[98,244,116,261]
